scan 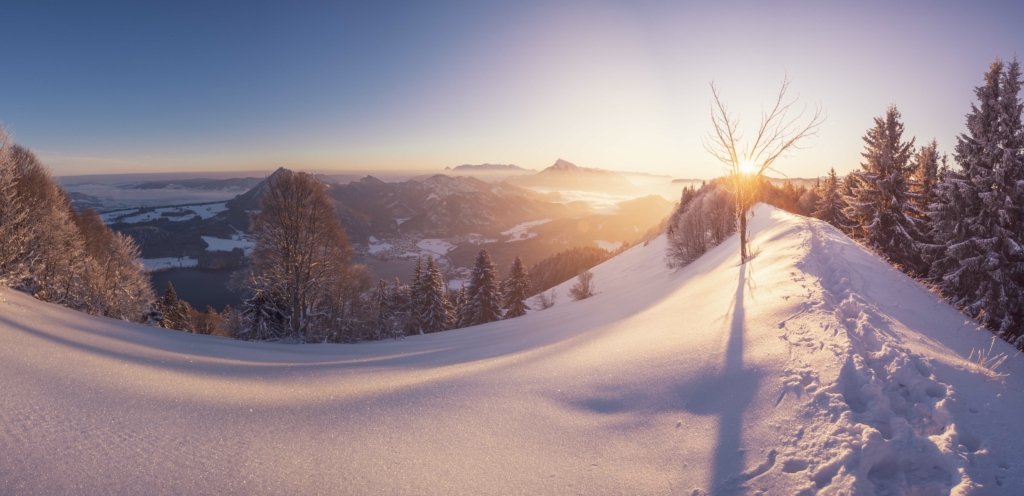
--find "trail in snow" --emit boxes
[1,205,1022,495]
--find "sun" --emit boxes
[739,159,757,175]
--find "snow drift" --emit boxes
[1,205,1022,494]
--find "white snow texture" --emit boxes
[0,205,1021,494]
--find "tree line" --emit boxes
[0,130,154,321]
[812,57,1024,349]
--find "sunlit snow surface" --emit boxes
[2,205,1023,494]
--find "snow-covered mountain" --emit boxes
[509,158,640,194]
[2,205,1021,493]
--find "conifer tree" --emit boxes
[418,256,453,333]
[239,284,286,340]
[466,249,502,325]
[927,57,1024,345]
[813,168,848,229]
[910,140,942,218]
[372,279,393,339]
[409,257,426,333]
[844,105,925,274]
[157,282,194,333]
[388,278,415,336]
[501,255,531,319]
[455,286,472,328]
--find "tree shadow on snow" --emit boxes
[564,264,764,492]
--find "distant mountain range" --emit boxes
[448,163,531,171]
[508,159,639,194]
[223,168,591,240]
[104,164,675,276]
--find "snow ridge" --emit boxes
[776,218,1006,492]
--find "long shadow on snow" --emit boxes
[565,264,763,492]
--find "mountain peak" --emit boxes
[548,159,581,172]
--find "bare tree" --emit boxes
[247,170,357,341]
[701,76,825,262]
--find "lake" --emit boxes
[150,258,419,312]
[149,267,245,312]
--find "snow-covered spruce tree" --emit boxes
[238,282,286,340]
[417,256,453,333]
[813,168,848,229]
[409,257,427,334]
[501,255,531,319]
[389,278,415,336]
[910,140,942,218]
[926,57,1024,345]
[466,249,502,325]
[247,169,358,341]
[372,279,393,339]
[157,282,195,333]
[844,105,926,275]
[455,286,472,328]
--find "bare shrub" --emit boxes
[569,270,595,301]
[534,288,557,310]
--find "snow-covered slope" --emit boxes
[2,205,1022,494]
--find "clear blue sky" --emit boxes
[1,1,1022,177]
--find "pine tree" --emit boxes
[409,257,426,333]
[910,140,942,218]
[372,279,393,339]
[418,256,453,333]
[501,255,531,319]
[455,286,472,328]
[466,249,502,326]
[390,278,414,336]
[239,284,286,340]
[844,105,926,274]
[927,57,1024,345]
[813,168,848,229]
[156,282,194,332]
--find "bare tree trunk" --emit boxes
[738,207,748,262]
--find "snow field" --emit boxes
[1,204,1022,494]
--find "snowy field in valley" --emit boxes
[501,218,550,242]
[415,238,455,256]
[201,231,254,255]
[594,239,624,252]
[2,205,1023,493]
[137,257,199,271]
[101,202,228,224]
